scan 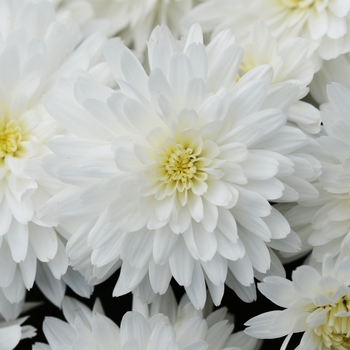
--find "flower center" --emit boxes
[281,0,315,8]
[151,134,212,200]
[164,144,197,188]
[315,296,350,350]
[0,119,22,157]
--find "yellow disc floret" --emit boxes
[165,144,197,187]
[0,119,22,157]
[314,296,350,350]
[153,133,211,198]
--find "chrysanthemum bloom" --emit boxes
[42,23,320,308]
[0,291,36,350]
[245,254,350,350]
[186,0,350,71]
[0,0,112,306]
[53,0,196,56]
[234,21,319,134]
[34,288,262,350]
[276,83,350,264]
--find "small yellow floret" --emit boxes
[165,144,198,188]
[314,296,350,350]
[0,119,22,157]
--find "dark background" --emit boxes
[18,257,305,350]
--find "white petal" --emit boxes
[6,220,28,263]
[122,231,153,269]
[258,276,299,308]
[43,317,76,347]
[177,307,207,344]
[0,240,17,288]
[62,297,93,328]
[201,254,227,285]
[169,237,194,287]
[0,200,12,236]
[207,43,244,93]
[28,224,58,262]
[149,260,172,295]
[153,227,178,265]
[147,322,176,350]
[105,40,147,91]
[228,254,254,287]
[113,262,148,297]
[203,181,231,206]
[92,313,121,349]
[292,265,321,298]
[120,312,150,347]
[239,229,271,274]
[2,268,26,303]
[19,244,37,290]
[0,325,21,350]
[35,262,66,307]
[192,223,217,262]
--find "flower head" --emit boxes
[245,254,350,350]
[0,0,108,306]
[235,20,319,133]
[43,23,320,308]
[277,83,350,264]
[186,0,350,70]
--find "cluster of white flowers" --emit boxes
[34,288,262,350]
[0,0,350,349]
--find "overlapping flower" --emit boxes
[186,0,350,70]
[0,0,112,307]
[245,254,350,350]
[276,83,350,266]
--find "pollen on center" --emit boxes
[0,119,23,158]
[154,134,210,197]
[165,144,197,188]
[315,295,350,350]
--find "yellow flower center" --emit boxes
[152,134,211,199]
[164,144,198,188]
[0,119,22,157]
[315,296,350,350]
[281,0,315,8]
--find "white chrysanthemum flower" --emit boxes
[236,20,319,134]
[245,254,350,350]
[0,291,37,350]
[186,0,350,71]
[42,23,320,308]
[34,288,262,350]
[310,52,350,104]
[0,0,111,306]
[277,83,350,264]
[53,0,196,56]
[187,11,321,134]
[238,21,314,94]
